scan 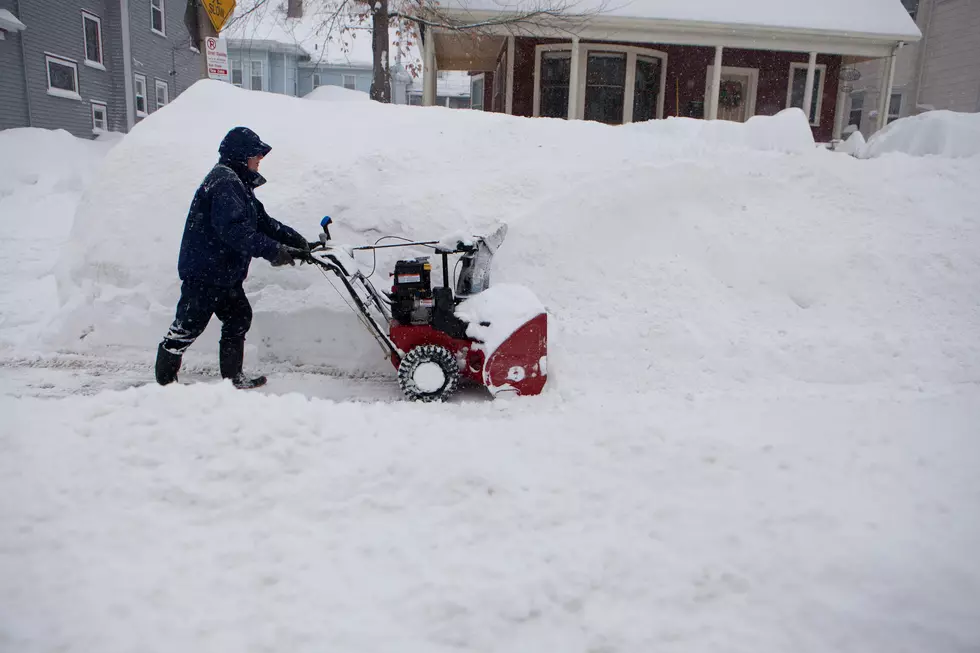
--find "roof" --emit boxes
[437,0,921,40]
[0,9,27,32]
[408,71,472,97]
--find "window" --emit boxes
[584,52,627,124]
[902,0,919,21]
[343,74,357,90]
[150,0,165,36]
[231,59,242,87]
[134,73,147,116]
[539,51,570,118]
[888,93,903,123]
[82,12,103,68]
[91,102,108,132]
[470,74,484,111]
[250,60,263,90]
[633,55,662,123]
[313,73,321,88]
[45,54,80,100]
[848,92,864,128]
[155,79,169,108]
[787,62,827,125]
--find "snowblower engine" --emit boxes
[391,258,434,325]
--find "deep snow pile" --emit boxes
[860,110,980,159]
[52,80,980,393]
[0,128,116,349]
[304,85,372,102]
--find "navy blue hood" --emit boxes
[217,126,271,188]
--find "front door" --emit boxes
[704,66,759,123]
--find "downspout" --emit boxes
[120,0,135,130]
[15,0,32,126]
[913,0,936,112]
[876,43,901,132]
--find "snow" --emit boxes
[0,8,26,32]
[304,85,372,102]
[456,283,545,357]
[859,110,980,160]
[2,78,980,652]
[836,129,867,156]
[441,0,921,39]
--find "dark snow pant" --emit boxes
[160,281,252,355]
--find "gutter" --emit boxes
[120,0,135,130]
[14,0,31,126]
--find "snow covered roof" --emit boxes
[0,8,27,32]
[408,71,472,98]
[438,0,921,40]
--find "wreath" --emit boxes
[719,80,744,109]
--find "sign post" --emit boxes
[205,36,230,82]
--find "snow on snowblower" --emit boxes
[302,218,547,402]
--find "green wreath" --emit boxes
[719,80,744,109]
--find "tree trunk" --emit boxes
[370,0,392,102]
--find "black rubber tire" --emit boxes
[397,345,460,402]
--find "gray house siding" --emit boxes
[11,0,117,138]
[269,51,284,94]
[917,0,980,113]
[127,0,200,125]
[0,0,29,130]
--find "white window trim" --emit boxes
[134,73,148,117]
[155,78,169,108]
[231,59,243,87]
[44,53,81,101]
[249,60,264,91]
[91,101,108,133]
[342,74,357,90]
[786,62,827,126]
[150,0,166,37]
[81,11,105,70]
[470,73,485,110]
[532,42,667,123]
[703,65,759,121]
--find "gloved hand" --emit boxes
[271,245,305,267]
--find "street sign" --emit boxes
[205,36,230,82]
[202,0,235,33]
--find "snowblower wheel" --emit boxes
[397,345,460,402]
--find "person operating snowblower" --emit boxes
[154,126,310,389]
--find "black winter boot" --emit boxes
[219,338,267,389]
[155,342,182,385]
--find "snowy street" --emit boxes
[1,82,979,652]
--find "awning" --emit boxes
[0,9,26,32]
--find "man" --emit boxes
[154,126,309,389]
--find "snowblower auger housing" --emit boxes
[304,222,547,402]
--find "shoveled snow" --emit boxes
[1,78,979,653]
[836,129,867,156]
[304,85,372,102]
[455,283,546,357]
[860,110,980,159]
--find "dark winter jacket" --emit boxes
[177,127,307,287]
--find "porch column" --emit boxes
[875,46,899,131]
[707,46,723,120]
[832,77,847,141]
[423,27,437,107]
[802,51,817,123]
[505,35,515,115]
[567,36,581,119]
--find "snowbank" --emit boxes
[627,108,816,154]
[861,110,980,159]
[304,85,372,102]
[836,129,866,156]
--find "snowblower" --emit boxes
[302,218,547,402]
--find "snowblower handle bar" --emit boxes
[351,241,441,251]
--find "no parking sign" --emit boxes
[205,37,229,83]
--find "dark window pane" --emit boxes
[151,1,164,32]
[49,61,76,92]
[84,18,101,62]
[540,51,570,118]
[790,67,821,123]
[633,56,661,122]
[902,0,919,20]
[848,93,864,127]
[584,53,625,124]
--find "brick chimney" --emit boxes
[287,0,303,18]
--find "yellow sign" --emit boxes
[203,0,236,33]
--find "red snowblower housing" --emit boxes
[304,221,547,402]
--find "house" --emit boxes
[407,71,471,108]
[846,0,980,138]
[0,0,203,137]
[416,0,922,142]
[223,10,411,102]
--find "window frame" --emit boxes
[44,53,81,100]
[91,101,108,133]
[134,73,148,116]
[81,11,105,70]
[888,92,903,124]
[312,72,321,88]
[155,79,170,109]
[470,73,485,111]
[231,59,243,87]
[786,61,827,126]
[848,91,864,129]
[532,42,668,123]
[150,0,166,37]
[249,59,264,91]
[342,74,357,90]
